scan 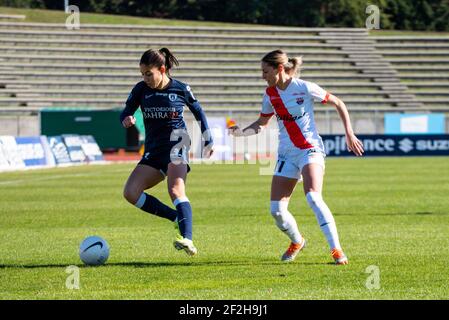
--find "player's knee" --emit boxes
[270,201,292,230]
[270,200,288,217]
[306,191,334,224]
[306,191,322,207]
[270,201,288,216]
[168,186,184,200]
[123,186,139,205]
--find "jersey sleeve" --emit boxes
[120,83,142,123]
[260,93,274,117]
[305,81,330,104]
[184,85,213,145]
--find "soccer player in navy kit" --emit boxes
[121,48,214,256]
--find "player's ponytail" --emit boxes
[262,49,302,77]
[158,47,179,72]
[285,56,302,77]
[139,48,179,75]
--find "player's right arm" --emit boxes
[122,115,136,128]
[120,83,142,128]
[228,114,272,137]
[229,93,273,137]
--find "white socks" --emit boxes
[269,193,342,250]
[306,191,341,250]
[135,193,146,208]
[173,196,189,207]
[270,201,303,244]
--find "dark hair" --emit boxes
[261,49,302,77]
[140,47,179,74]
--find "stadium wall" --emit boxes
[1,110,448,153]
[0,112,386,138]
[0,114,40,136]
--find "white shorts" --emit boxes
[273,148,326,181]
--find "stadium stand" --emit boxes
[0,14,25,21]
[0,21,448,111]
[372,36,449,108]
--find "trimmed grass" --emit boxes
[0,157,448,299]
[370,30,449,37]
[0,6,265,27]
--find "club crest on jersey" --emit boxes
[169,93,177,101]
[187,85,196,100]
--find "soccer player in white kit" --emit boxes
[229,50,364,265]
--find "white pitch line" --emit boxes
[0,173,92,186]
[0,168,131,186]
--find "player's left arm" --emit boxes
[326,94,364,157]
[185,87,214,158]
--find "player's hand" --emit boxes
[122,115,136,128]
[346,133,364,156]
[228,125,243,137]
[202,142,214,159]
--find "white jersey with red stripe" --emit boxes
[261,78,329,156]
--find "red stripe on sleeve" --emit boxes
[321,92,330,104]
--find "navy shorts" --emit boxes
[138,145,190,177]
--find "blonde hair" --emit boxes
[261,49,302,77]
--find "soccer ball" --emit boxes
[79,236,110,266]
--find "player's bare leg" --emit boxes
[123,165,178,221]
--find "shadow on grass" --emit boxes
[335,211,446,216]
[0,259,326,269]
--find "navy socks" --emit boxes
[134,193,193,240]
[173,197,193,240]
[135,193,177,222]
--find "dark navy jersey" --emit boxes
[120,78,212,153]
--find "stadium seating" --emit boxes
[0,21,448,111]
[372,36,449,108]
[0,14,25,21]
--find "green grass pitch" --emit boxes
[0,157,448,299]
